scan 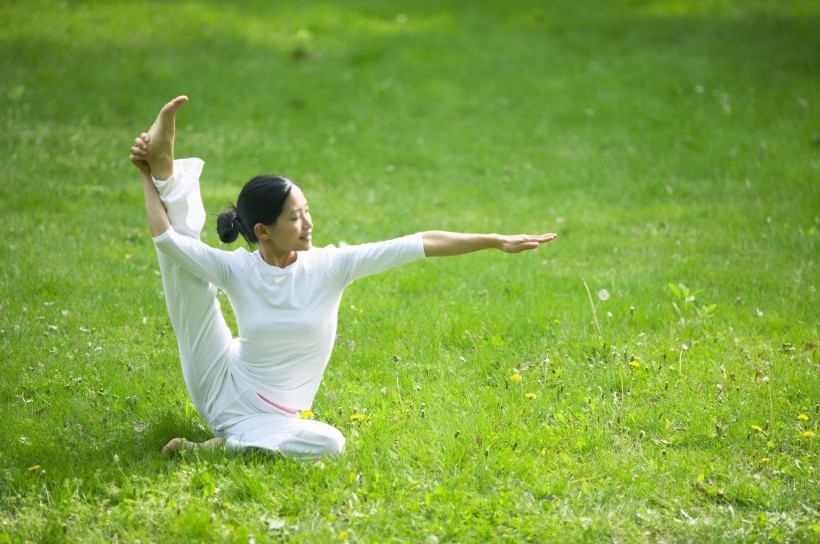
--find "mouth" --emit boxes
[300,233,312,242]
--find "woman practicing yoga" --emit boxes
[129,96,557,458]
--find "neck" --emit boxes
[258,244,297,268]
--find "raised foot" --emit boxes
[147,95,188,181]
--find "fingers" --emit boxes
[506,233,558,253]
[130,133,150,158]
[527,233,557,247]
[521,234,557,245]
[128,132,152,173]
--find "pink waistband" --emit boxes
[257,392,298,414]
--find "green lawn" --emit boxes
[1,0,818,542]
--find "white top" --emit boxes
[153,228,425,410]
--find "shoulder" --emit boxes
[298,244,337,267]
[155,228,252,260]
[230,245,256,263]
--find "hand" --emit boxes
[497,233,557,253]
[129,133,151,174]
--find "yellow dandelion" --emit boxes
[300,410,314,420]
[760,457,770,463]
[510,373,521,384]
[629,360,640,368]
[797,413,809,421]
[525,392,537,400]
[751,425,764,433]
[802,430,815,438]
[27,465,41,472]
[349,413,365,421]
[338,530,349,540]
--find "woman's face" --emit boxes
[263,184,313,252]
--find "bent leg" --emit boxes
[224,414,346,460]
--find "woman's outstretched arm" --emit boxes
[421,231,556,257]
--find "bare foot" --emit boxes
[162,436,224,455]
[146,95,188,181]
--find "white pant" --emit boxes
[153,159,345,459]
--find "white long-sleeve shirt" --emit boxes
[153,227,425,410]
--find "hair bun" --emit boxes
[216,208,240,244]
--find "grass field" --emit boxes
[1,0,818,542]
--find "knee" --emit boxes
[287,421,345,459]
[306,423,345,457]
[322,426,346,457]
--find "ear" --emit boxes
[254,223,269,240]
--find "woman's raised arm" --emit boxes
[421,231,556,257]
[130,133,171,237]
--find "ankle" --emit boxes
[151,164,174,181]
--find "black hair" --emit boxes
[216,175,297,244]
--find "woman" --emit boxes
[129,96,557,458]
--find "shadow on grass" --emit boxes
[1,1,816,129]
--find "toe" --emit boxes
[161,96,188,116]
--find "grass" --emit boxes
[1,0,818,541]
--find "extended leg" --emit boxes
[132,96,205,238]
[133,97,233,450]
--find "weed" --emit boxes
[668,283,716,325]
